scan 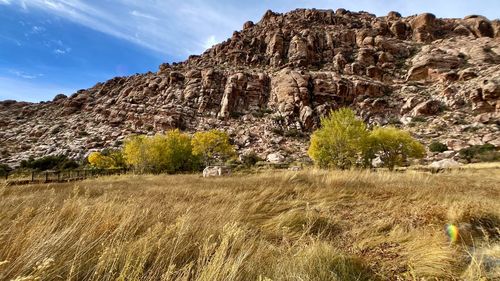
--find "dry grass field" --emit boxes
[0,168,499,280]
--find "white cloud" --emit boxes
[130,10,158,21]
[6,0,498,61]
[53,47,71,54]
[8,69,44,79]
[0,0,11,5]
[32,25,46,33]
[11,0,243,59]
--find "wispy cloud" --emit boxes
[130,10,158,21]
[53,47,71,54]
[9,69,44,79]
[8,0,243,59]
[32,25,45,33]
[4,0,499,60]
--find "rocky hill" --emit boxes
[1,8,499,166]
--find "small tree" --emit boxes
[191,130,236,166]
[368,126,425,170]
[123,135,150,173]
[308,108,369,169]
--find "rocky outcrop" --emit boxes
[0,8,499,166]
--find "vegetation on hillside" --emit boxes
[121,129,234,174]
[87,149,126,169]
[19,155,79,171]
[429,141,448,153]
[459,143,500,163]
[123,130,200,174]
[308,108,368,169]
[308,108,425,169]
[192,130,236,166]
[0,169,498,280]
[368,126,426,170]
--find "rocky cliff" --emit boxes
[1,8,499,166]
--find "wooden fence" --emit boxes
[3,168,128,186]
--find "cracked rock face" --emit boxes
[1,8,499,166]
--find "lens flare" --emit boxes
[446,224,459,243]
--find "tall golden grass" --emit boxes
[0,168,499,280]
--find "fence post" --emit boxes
[5,171,8,181]
[45,172,48,182]
[57,171,61,182]
[31,171,34,182]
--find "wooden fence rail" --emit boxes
[3,168,128,186]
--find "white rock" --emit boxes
[429,159,461,169]
[266,153,285,163]
[372,156,383,167]
[203,166,231,177]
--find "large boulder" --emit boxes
[411,100,442,116]
[410,13,436,42]
[463,15,494,38]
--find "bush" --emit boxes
[240,151,262,167]
[284,129,306,138]
[429,141,448,153]
[0,164,12,177]
[271,127,284,136]
[308,108,369,169]
[123,130,199,173]
[192,130,236,166]
[368,127,426,170]
[20,155,79,171]
[459,144,498,163]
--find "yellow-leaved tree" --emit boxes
[308,108,369,169]
[368,126,425,170]
[123,130,197,173]
[191,130,236,166]
[87,152,116,169]
[123,135,149,172]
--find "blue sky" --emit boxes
[1,0,499,102]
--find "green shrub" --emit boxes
[230,111,244,118]
[271,127,284,136]
[412,116,426,123]
[240,151,262,167]
[459,144,498,163]
[0,164,12,177]
[429,141,448,153]
[20,155,79,171]
[284,128,306,138]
